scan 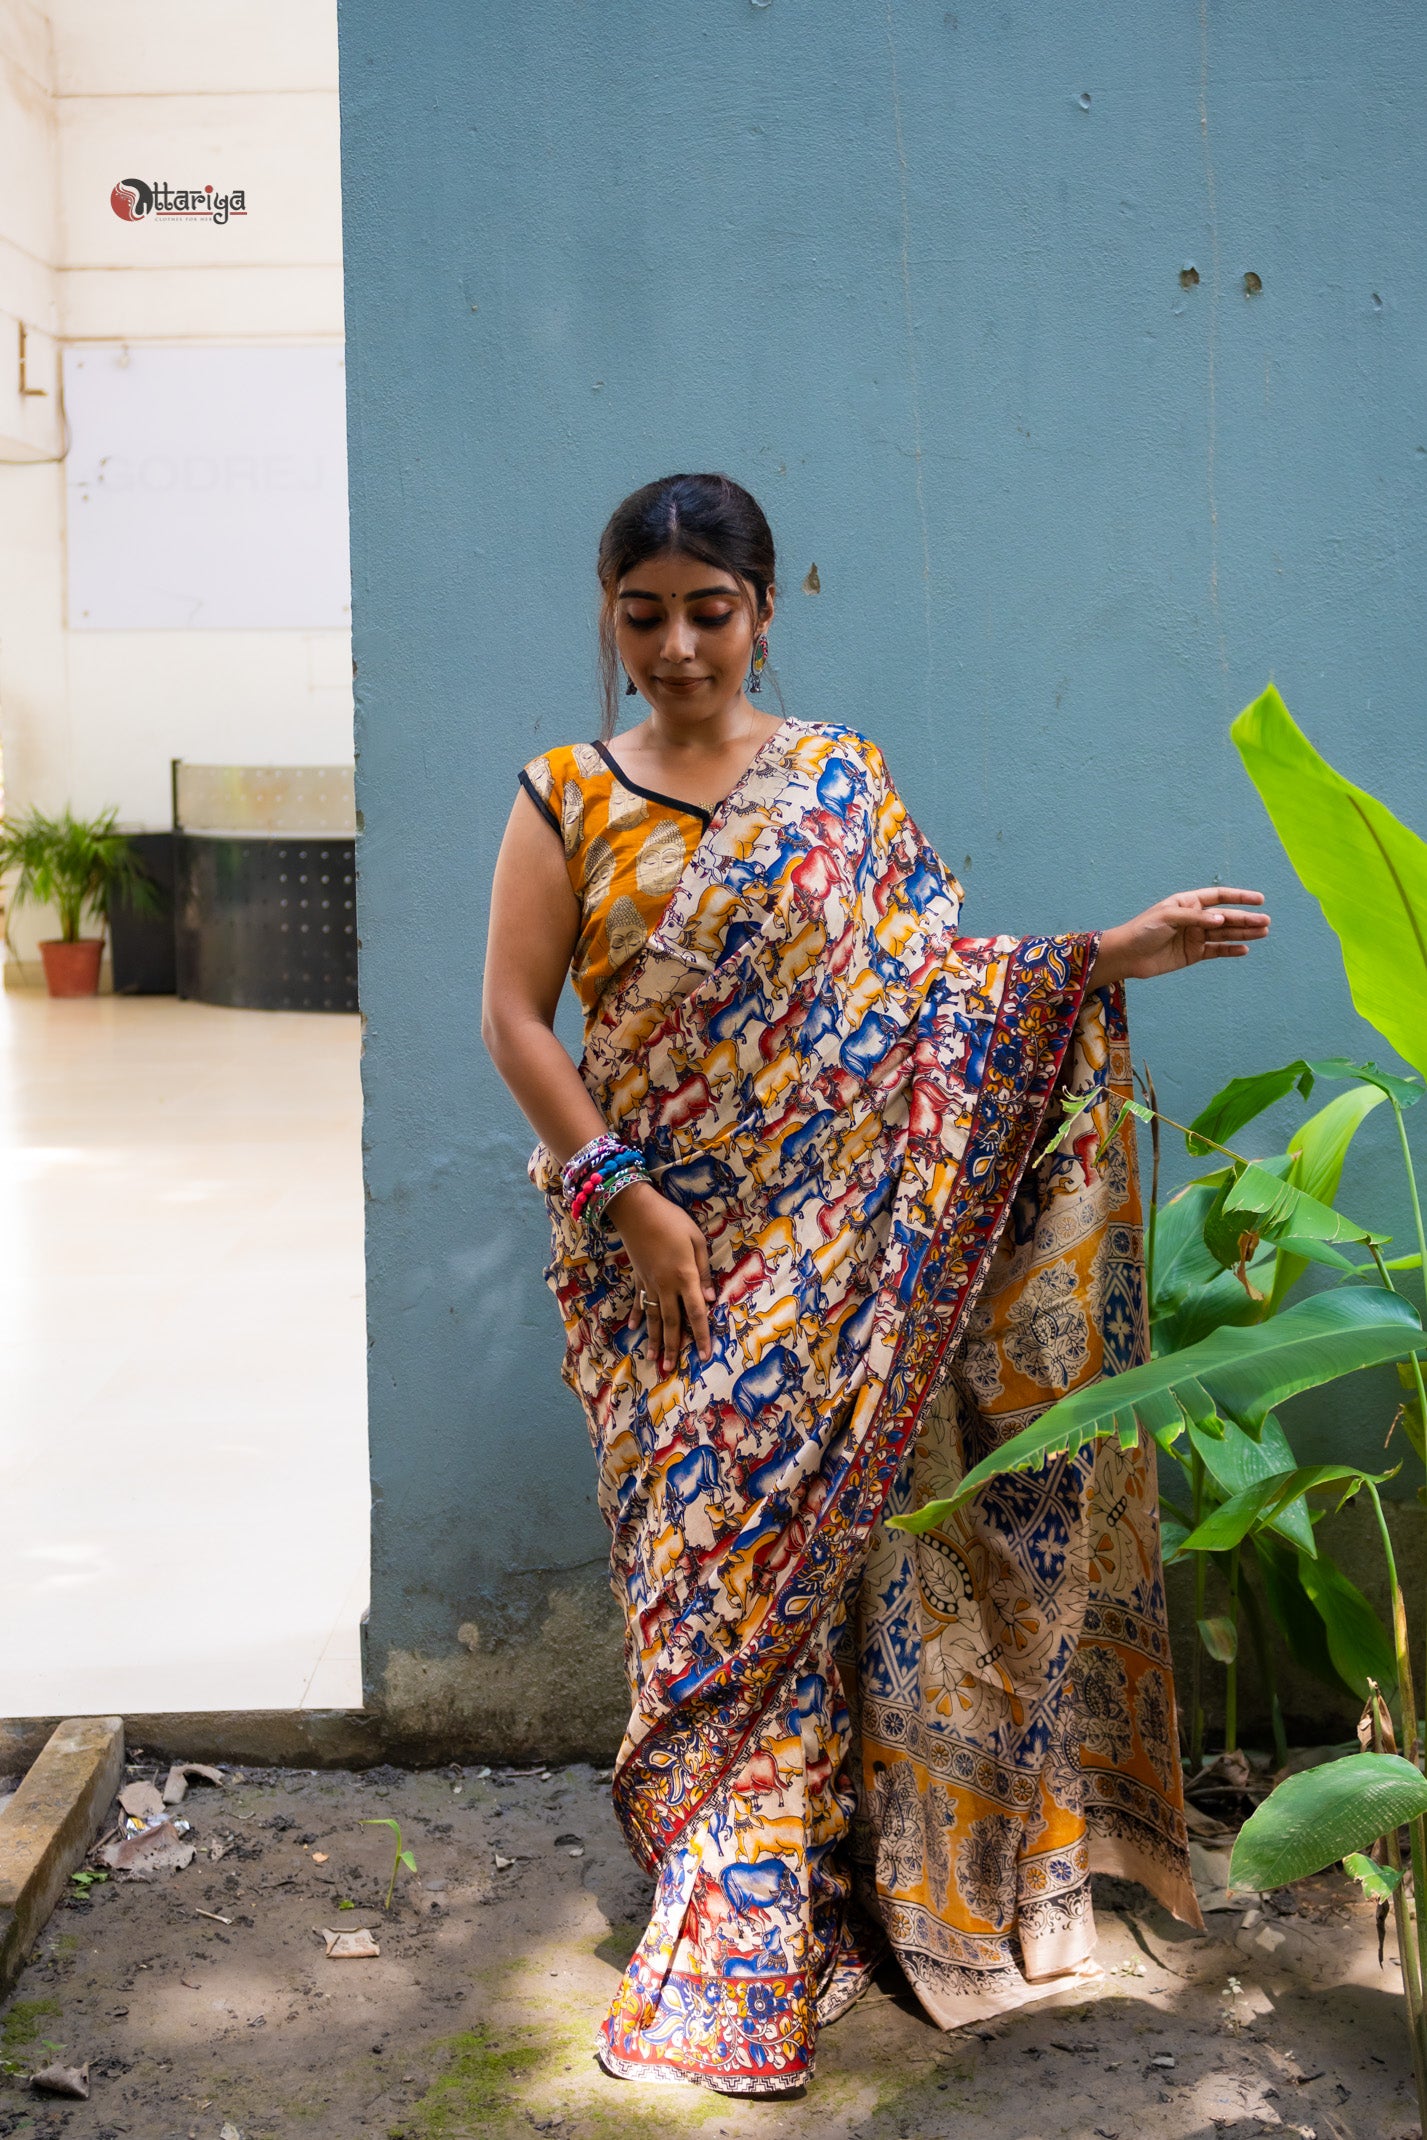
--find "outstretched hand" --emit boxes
[1090,886,1270,988]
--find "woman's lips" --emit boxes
[657,677,708,691]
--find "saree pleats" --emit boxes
[531,723,1197,2094]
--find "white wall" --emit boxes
[0,0,349,968]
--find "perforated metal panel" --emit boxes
[175,836,358,1013]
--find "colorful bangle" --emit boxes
[569,1153,643,1222]
[560,1132,626,1203]
[583,1160,651,1230]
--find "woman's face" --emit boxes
[614,550,773,723]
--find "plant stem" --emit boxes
[1190,1449,1206,1769]
[1239,1555,1288,1769]
[1369,1673,1427,2118]
[1393,1099,1427,1286]
[1144,1061,1161,1312]
[1366,1482,1427,2052]
[1224,1543,1240,1755]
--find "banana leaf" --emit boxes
[1184,1053,1419,1159]
[1152,1176,1272,1350]
[1222,1162,1383,1247]
[1297,1547,1399,1700]
[1233,686,1427,1083]
[1174,1463,1385,1557]
[1229,1752,1427,1891]
[1252,1531,1353,1696]
[1187,1414,1314,1554]
[1269,1084,1389,1311]
[887,1289,1423,1534]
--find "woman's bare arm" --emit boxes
[481,787,715,1367]
[481,790,608,1164]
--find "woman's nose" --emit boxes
[660,616,698,662]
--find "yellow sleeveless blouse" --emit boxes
[519,741,707,1012]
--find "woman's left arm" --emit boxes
[1088,886,1269,988]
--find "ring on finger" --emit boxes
[640,1291,660,1313]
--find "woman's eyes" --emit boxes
[625,610,735,630]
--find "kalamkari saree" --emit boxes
[526,718,1200,2096]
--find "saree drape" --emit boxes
[529,720,1198,2096]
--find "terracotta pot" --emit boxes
[38,938,104,998]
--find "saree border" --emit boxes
[611,932,1098,1874]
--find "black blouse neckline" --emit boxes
[593,741,712,827]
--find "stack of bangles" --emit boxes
[561,1132,652,1232]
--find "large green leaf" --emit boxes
[1296,1547,1399,1700]
[1152,1175,1272,1351]
[1201,1156,1292,1280]
[1185,1061,1319,1156]
[1233,686,1427,1081]
[1188,1414,1314,1554]
[1176,1464,1384,1557]
[1222,1162,1382,1247]
[1184,1054,1419,1160]
[1269,1084,1389,1311]
[887,1290,1423,1532]
[1252,1532,1351,1695]
[1229,1753,1427,1891]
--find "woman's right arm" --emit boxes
[481,789,609,1164]
[481,788,715,1366]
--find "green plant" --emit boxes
[362,1816,417,1910]
[0,804,161,947]
[1148,1062,1413,1764]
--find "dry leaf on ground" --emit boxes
[98,1819,196,1878]
[30,2063,88,2099]
[163,1762,225,1806]
[117,1781,166,1822]
[319,1926,380,1959]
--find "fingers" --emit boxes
[653,1287,676,1375]
[684,1271,713,1363]
[1182,886,1266,908]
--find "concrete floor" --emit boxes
[0,988,368,1718]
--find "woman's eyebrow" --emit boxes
[617,586,740,602]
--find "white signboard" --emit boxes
[65,344,352,630]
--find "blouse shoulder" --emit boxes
[518,742,608,854]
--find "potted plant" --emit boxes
[0,806,162,998]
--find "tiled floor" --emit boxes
[0,986,368,1715]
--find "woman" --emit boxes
[482,472,1268,2097]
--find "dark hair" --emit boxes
[594,472,780,739]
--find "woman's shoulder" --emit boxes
[518,740,613,837]
[519,740,608,793]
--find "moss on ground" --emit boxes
[397,2019,725,2140]
[0,1998,61,2054]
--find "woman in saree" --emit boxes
[482,472,1269,2098]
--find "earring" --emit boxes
[748,631,769,694]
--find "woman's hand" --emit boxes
[1089,887,1269,988]
[610,1180,717,1372]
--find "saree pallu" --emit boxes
[530,721,1198,2096]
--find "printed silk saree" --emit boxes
[528,718,1199,2096]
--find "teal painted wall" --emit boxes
[337,2,1427,1748]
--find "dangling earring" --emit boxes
[748,631,769,694]
[624,671,637,695]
